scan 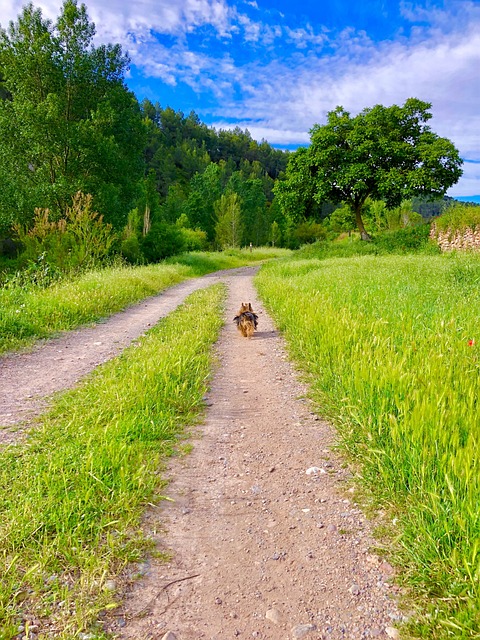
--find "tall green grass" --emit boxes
[0,248,289,355]
[0,284,225,639]
[256,253,480,638]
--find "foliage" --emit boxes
[119,207,143,264]
[325,203,356,235]
[276,98,463,240]
[434,203,480,234]
[14,192,116,271]
[256,253,480,638]
[185,163,223,241]
[175,215,208,251]
[0,1,145,233]
[0,284,225,637]
[273,146,321,224]
[141,220,186,262]
[227,172,268,245]
[214,192,244,249]
[270,220,282,247]
[292,219,327,245]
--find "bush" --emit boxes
[119,234,143,264]
[14,192,116,272]
[373,223,437,254]
[178,227,208,252]
[141,221,186,262]
[434,203,480,234]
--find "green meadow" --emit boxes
[256,250,480,638]
[0,248,289,355]
[0,284,225,638]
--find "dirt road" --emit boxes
[0,267,404,639]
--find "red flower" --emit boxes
[468,339,475,346]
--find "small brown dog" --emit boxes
[233,302,259,338]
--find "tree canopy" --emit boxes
[275,98,463,239]
[0,0,145,233]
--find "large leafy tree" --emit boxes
[0,1,145,233]
[276,98,463,240]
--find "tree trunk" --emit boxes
[355,204,371,241]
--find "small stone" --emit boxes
[385,628,400,639]
[305,467,321,475]
[291,623,317,638]
[266,608,281,624]
[161,632,178,640]
[326,524,337,533]
[104,579,116,592]
[349,583,361,596]
[117,618,126,628]
[215,597,223,605]
[380,561,395,577]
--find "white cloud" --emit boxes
[448,162,480,197]
[1,0,236,41]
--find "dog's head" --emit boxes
[238,302,253,314]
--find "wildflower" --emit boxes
[468,339,475,346]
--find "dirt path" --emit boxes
[105,271,404,640]
[0,267,404,639]
[0,268,241,442]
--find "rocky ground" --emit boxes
[0,267,406,640]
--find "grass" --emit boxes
[255,251,480,639]
[0,283,225,639]
[0,247,290,355]
[299,223,438,260]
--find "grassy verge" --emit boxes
[0,248,289,355]
[256,252,480,638]
[0,284,225,639]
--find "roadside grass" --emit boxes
[0,247,289,355]
[0,284,225,639]
[256,252,480,639]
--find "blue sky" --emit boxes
[3,0,480,198]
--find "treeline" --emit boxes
[0,1,464,272]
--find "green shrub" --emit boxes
[141,221,186,261]
[119,234,143,264]
[434,204,480,234]
[373,223,437,254]
[14,192,116,272]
